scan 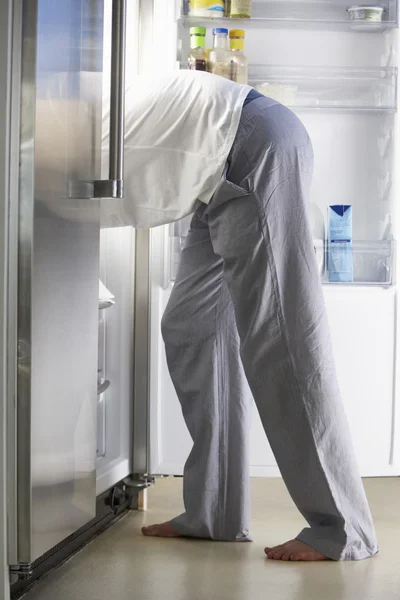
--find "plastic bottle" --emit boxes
[229,0,251,18]
[229,29,248,84]
[209,28,231,80]
[188,27,207,71]
[188,0,225,18]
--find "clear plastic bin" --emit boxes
[323,240,395,286]
[170,233,395,286]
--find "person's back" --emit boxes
[101,70,250,228]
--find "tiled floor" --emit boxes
[22,477,400,600]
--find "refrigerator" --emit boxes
[4,0,400,586]
[129,0,400,481]
[6,0,131,578]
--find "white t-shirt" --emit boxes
[101,71,251,229]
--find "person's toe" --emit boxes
[289,552,304,561]
[264,546,274,557]
[142,521,182,538]
[265,547,275,558]
[141,525,156,536]
[274,545,291,559]
[266,540,328,562]
[266,545,286,560]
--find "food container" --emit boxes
[254,82,297,106]
[347,5,385,29]
[188,0,225,17]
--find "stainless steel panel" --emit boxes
[133,229,151,476]
[7,0,24,567]
[16,0,38,564]
[131,0,156,477]
[16,0,104,563]
[1,0,15,593]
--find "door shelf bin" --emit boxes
[177,0,397,30]
[170,236,395,286]
[248,66,397,111]
[322,240,395,286]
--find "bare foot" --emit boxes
[264,539,329,561]
[142,521,182,538]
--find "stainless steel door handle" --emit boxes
[93,0,126,198]
[68,0,127,201]
[93,0,126,199]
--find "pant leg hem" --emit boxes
[296,529,379,561]
[170,514,253,542]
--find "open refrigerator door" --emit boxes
[135,0,400,479]
[95,0,140,496]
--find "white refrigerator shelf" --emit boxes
[248,65,397,111]
[177,0,397,31]
[178,64,397,111]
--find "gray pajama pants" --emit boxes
[161,96,378,561]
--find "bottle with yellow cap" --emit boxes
[229,30,248,84]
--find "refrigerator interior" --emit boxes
[134,0,400,478]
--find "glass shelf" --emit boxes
[178,64,397,111]
[322,240,395,286]
[248,66,397,111]
[177,0,397,31]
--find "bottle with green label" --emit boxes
[188,27,207,72]
[229,0,251,18]
[229,29,248,84]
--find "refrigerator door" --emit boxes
[131,0,174,479]
[11,0,125,568]
[131,0,158,479]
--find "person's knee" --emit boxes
[161,303,189,346]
